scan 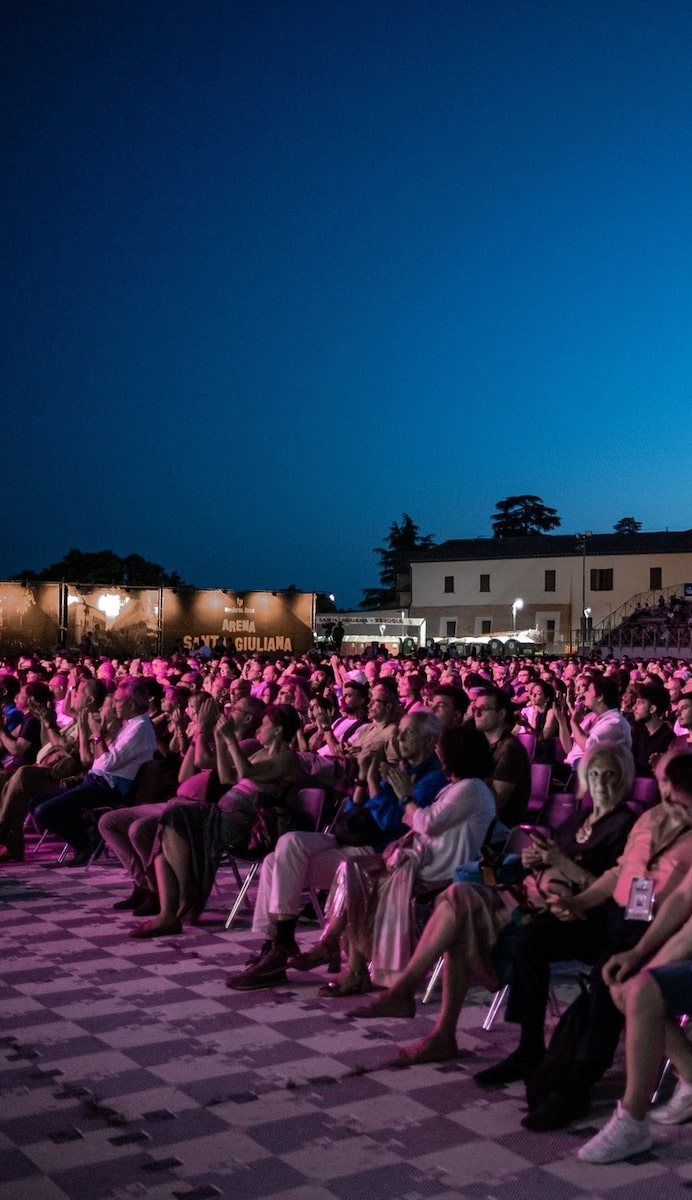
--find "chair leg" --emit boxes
[307,887,326,927]
[22,812,58,853]
[650,1015,689,1104]
[225,862,260,929]
[85,839,106,870]
[651,1057,673,1106]
[483,984,509,1030]
[421,955,444,1004]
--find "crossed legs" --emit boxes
[352,883,503,1063]
[131,826,194,937]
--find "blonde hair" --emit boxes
[577,742,634,803]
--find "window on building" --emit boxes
[445,620,457,637]
[650,567,662,591]
[479,574,490,592]
[481,619,492,635]
[590,568,614,591]
[546,619,556,637]
[544,569,556,592]
[444,575,454,593]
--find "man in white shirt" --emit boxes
[32,677,156,866]
[559,673,631,768]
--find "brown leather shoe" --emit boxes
[226,945,290,991]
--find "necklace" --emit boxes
[574,816,594,844]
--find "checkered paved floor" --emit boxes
[2,847,692,1200]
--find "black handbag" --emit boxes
[525,975,591,1111]
[331,804,382,847]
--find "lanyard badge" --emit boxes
[625,877,655,921]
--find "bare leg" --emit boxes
[0,767,56,860]
[129,834,186,937]
[619,970,692,1120]
[401,938,472,1064]
[156,826,197,916]
[617,971,667,1121]
[351,891,463,1019]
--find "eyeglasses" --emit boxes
[473,705,497,714]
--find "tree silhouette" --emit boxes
[13,549,192,587]
[361,514,434,609]
[613,517,642,535]
[492,495,561,538]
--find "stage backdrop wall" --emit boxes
[161,590,315,656]
[0,582,63,652]
[0,583,316,657]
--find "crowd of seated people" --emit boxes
[609,593,692,649]
[3,642,692,1162]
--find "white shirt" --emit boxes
[92,713,156,787]
[410,777,496,886]
[585,708,632,752]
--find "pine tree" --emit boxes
[492,495,561,537]
[360,514,434,609]
[613,517,642,535]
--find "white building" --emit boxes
[406,530,692,653]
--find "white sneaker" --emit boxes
[651,1078,692,1125]
[578,1102,653,1164]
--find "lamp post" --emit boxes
[577,531,592,646]
[512,597,524,633]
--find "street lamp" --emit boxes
[577,531,593,643]
[583,605,592,644]
[512,597,524,632]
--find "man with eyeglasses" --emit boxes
[472,687,531,827]
[227,709,446,991]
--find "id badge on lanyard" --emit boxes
[625,877,655,921]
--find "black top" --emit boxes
[554,804,637,878]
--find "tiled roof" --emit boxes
[410,529,692,563]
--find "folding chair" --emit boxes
[516,732,537,762]
[421,825,563,1023]
[630,775,661,814]
[526,763,553,816]
[537,791,583,831]
[650,1014,689,1104]
[224,787,326,930]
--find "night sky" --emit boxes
[4,0,692,609]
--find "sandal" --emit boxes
[318,970,371,998]
[290,941,341,973]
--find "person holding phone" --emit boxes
[351,743,636,1070]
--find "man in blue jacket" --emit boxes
[227,710,446,990]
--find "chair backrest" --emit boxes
[526,762,553,813]
[295,787,326,832]
[538,791,583,830]
[631,776,661,811]
[130,758,179,805]
[516,732,537,762]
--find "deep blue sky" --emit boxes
[4,0,692,609]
